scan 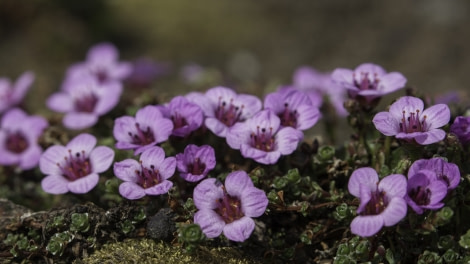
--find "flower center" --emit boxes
[187,158,206,175]
[250,126,275,152]
[408,186,431,206]
[171,112,188,130]
[128,123,155,145]
[399,110,427,133]
[6,131,29,153]
[353,72,380,90]
[278,103,297,128]
[75,93,98,113]
[215,189,244,224]
[57,150,92,181]
[215,97,244,127]
[135,162,162,189]
[363,190,388,216]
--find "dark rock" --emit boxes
[146,208,176,242]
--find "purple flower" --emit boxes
[156,96,204,137]
[47,77,123,130]
[0,71,34,114]
[408,158,460,190]
[176,144,216,182]
[114,146,176,200]
[62,42,132,88]
[450,116,470,145]
[126,58,171,88]
[293,66,348,116]
[226,109,303,165]
[186,86,262,137]
[193,170,268,242]
[332,63,407,103]
[264,87,321,131]
[180,63,205,84]
[348,167,407,237]
[113,105,173,154]
[372,96,450,145]
[405,170,447,214]
[0,108,48,170]
[40,133,114,194]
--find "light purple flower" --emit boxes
[62,42,132,89]
[40,133,114,194]
[0,72,34,114]
[176,144,216,182]
[0,108,48,170]
[348,167,407,237]
[186,86,262,138]
[193,170,268,242]
[372,96,450,145]
[332,63,407,103]
[264,87,321,131]
[408,158,460,190]
[293,66,348,116]
[226,109,303,165]
[113,105,173,154]
[450,116,470,145]
[113,146,176,200]
[405,170,447,214]
[156,96,204,137]
[180,63,205,84]
[126,58,171,88]
[47,77,122,130]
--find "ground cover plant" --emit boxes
[1,43,470,263]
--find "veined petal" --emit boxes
[158,157,176,180]
[226,123,251,150]
[41,175,70,194]
[240,188,268,217]
[225,171,254,198]
[66,133,97,154]
[389,96,424,121]
[63,112,98,130]
[274,127,303,155]
[144,180,173,195]
[378,174,407,198]
[348,167,378,197]
[193,178,224,210]
[381,197,407,226]
[47,93,74,113]
[373,112,399,136]
[67,173,99,194]
[119,182,146,200]
[295,104,321,130]
[378,72,407,93]
[422,104,451,130]
[89,146,114,173]
[223,216,255,242]
[40,145,68,175]
[414,129,446,145]
[194,209,225,238]
[113,159,140,182]
[140,146,165,167]
[350,215,384,237]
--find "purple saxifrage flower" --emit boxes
[47,77,123,130]
[176,144,216,182]
[293,66,348,116]
[113,146,176,200]
[405,170,447,214]
[62,42,132,88]
[186,86,262,137]
[332,63,407,104]
[372,96,450,145]
[156,96,204,137]
[264,87,321,131]
[348,167,407,237]
[450,116,470,145]
[0,108,48,170]
[40,133,114,194]
[193,170,268,242]
[0,71,34,114]
[113,105,173,154]
[226,109,303,165]
[408,157,460,190]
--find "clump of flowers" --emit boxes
[405,169,448,215]
[40,133,114,194]
[0,108,48,170]
[193,170,268,242]
[226,109,303,164]
[113,146,176,200]
[175,144,216,182]
[347,167,408,237]
[408,157,460,190]
[113,105,173,154]
[372,96,450,145]
[0,71,35,114]
[156,96,204,137]
[332,62,407,106]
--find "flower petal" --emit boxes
[89,146,114,173]
[274,127,303,155]
[381,197,407,226]
[348,167,378,197]
[350,215,384,237]
[158,157,176,180]
[295,104,321,130]
[389,96,424,121]
[67,133,97,153]
[422,104,451,130]
[40,145,68,175]
[144,180,173,195]
[41,175,70,194]
[413,129,446,145]
[119,182,146,200]
[18,145,42,170]
[223,216,255,242]
[113,159,140,182]
[46,93,74,113]
[194,209,225,238]
[378,174,407,198]
[225,171,254,198]
[372,112,399,136]
[193,178,224,210]
[63,112,98,130]
[241,188,268,217]
[67,173,99,194]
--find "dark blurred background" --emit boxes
[1,0,469,113]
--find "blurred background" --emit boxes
[1,0,469,113]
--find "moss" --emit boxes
[76,238,262,264]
